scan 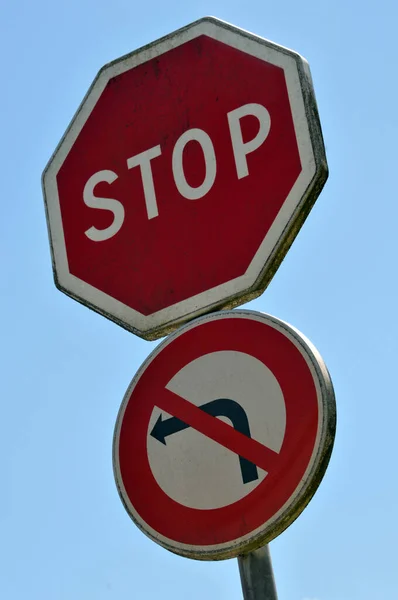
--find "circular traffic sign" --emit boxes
[113,310,336,559]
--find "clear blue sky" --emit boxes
[1,1,397,599]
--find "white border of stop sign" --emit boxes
[42,16,328,340]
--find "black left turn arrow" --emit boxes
[150,398,259,484]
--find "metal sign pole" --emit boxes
[238,545,278,600]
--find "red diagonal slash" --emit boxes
[156,388,280,473]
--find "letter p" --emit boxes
[227,103,271,180]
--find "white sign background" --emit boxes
[148,350,286,509]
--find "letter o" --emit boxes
[172,129,217,200]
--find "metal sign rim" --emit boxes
[42,17,327,341]
[112,309,336,560]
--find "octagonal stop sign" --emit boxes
[42,17,328,340]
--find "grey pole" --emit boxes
[238,545,278,600]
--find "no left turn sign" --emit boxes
[113,310,336,559]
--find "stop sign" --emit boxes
[42,17,328,340]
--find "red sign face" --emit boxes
[113,311,336,560]
[43,18,328,340]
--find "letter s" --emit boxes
[83,170,125,241]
